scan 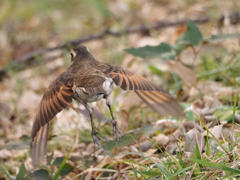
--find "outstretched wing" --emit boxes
[31,72,73,166]
[135,91,183,118]
[98,63,183,118]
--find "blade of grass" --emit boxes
[125,135,154,179]
[187,159,240,174]
[166,153,182,169]
[73,168,118,179]
[137,170,162,176]
[195,143,202,161]
[195,143,203,169]
[221,173,240,180]
[172,166,193,177]
[192,111,230,156]
[136,170,147,180]
[52,146,73,180]
[206,129,210,158]
[129,134,144,155]
[166,152,188,177]
[224,171,231,180]
[0,164,12,180]
[202,174,211,180]
[131,163,139,180]
[148,137,168,157]
[149,157,174,180]
[231,92,237,145]
[147,137,172,171]
[197,63,240,79]
[176,138,188,149]
[232,92,237,124]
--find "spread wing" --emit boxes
[31,72,73,166]
[99,63,183,118]
[135,91,183,118]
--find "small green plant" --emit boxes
[12,147,73,180]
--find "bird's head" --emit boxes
[70,44,91,62]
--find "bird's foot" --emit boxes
[111,119,122,144]
[92,129,104,151]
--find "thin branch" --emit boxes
[0,17,209,80]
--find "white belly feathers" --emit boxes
[73,77,113,103]
[102,78,113,95]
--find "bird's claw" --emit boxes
[92,129,104,151]
[111,119,122,144]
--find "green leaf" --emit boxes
[195,143,202,161]
[59,164,74,177]
[194,143,203,169]
[172,44,187,55]
[181,104,194,121]
[104,134,141,151]
[19,135,31,141]
[52,157,76,177]
[161,52,176,60]
[29,169,50,180]
[16,163,27,180]
[124,43,172,59]
[213,106,238,122]
[0,141,29,150]
[204,33,240,43]
[177,21,203,46]
[186,110,194,121]
[52,146,73,180]
[105,125,159,151]
[47,152,54,165]
[53,157,65,166]
[187,159,240,174]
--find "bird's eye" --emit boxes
[70,53,74,61]
[70,49,76,62]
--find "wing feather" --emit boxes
[98,64,184,118]
[31,72,73,166]
[136,91,183,118]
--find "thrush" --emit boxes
[31,44,183,166]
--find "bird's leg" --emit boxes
[105,96,122,143]
[82,102,103,150]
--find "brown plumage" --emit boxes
[31,45,184,166]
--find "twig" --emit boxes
[0,17,209,80]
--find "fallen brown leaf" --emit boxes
[168,60,197,86]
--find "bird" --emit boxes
[31,44,183,166]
